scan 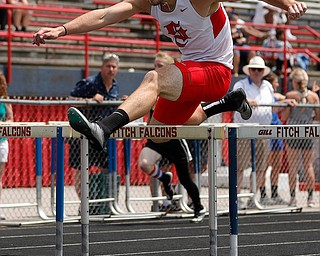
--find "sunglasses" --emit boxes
[250,68,264,72]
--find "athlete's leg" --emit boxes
[153,140,203,211]
[139,141,175,199]
[68,64,183,150]
[138,147,162,175]
[68,62,248,150]
[186,88,252,124]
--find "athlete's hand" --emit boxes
[287,1,307,20]
[33,26,64,46]
[92,93,104,103]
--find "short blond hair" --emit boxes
[290,68,309,90]
[290,68,308,83]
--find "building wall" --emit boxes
[1,65,147,97]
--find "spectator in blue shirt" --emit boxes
[68,53,126,204]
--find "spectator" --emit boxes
[0,0,15,31]
[274,29,294,76]
[0,0,8,31]
[310,80,320,188]
[233,56,275,208]
[68,53,125,210]
[260,31,277,69]
[0,71,13,220]
[281,68,320,207]
[253,2,296,40]
[227,9,257,77]
[295,53,310,71]
[262,29,294,77]
[311,80,320,97]
[252,2,282,36]
[263,71,296,205]
[12,0,32,32]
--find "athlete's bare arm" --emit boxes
[213,0,307,19]
[33,0,148,46]
[262,0,307,19]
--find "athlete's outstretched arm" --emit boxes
[215,0,307,19]
[261,0,307,19]
[32,0,147,46]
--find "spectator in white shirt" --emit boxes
[233,56,275,209]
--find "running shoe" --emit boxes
[67,107,107,151]
[260,196,275,206]
[238,199,246,210]
[232,88,252,120]
[288,197,297,207]
[307,198,315,208]
[159,201,181,213]
[191,204,206,223]
[246,198,256,209]
[271,196,288,205]
[0,213,5,220]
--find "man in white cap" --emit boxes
[232,56,275,209]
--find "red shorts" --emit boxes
[153,61,231,125]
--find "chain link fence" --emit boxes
[0,99,319,222]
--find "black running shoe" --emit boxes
[191,204,206,223]
[67,107,108,151]
[229,88,252,120]
[162,172,174,200]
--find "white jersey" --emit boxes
[151,0,233,69]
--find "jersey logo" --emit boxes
[164,21,190,47]
[180,7,187,12]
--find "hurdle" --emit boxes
[22,122,224,256]
[227,124,320,256]
[0,122,56,226]
[70,124,224,256]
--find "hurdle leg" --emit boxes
[81,137,89,256]
[51,138,57,216]
[228,127,238,256]
[56,127,64,256]
[208,129,218,256]
[35,138,50,220]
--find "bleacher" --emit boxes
[0,0,320,75]
[0,0,178,71]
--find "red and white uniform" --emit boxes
[151,0,233,68]
[151,0,233,124]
